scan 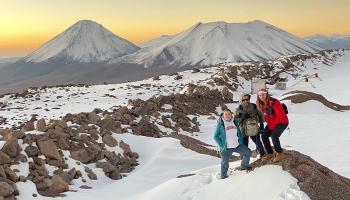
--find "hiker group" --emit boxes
[213,88,289,179]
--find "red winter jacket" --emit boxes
[263,99,288,130]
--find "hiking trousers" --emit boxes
[262,123,288,154]
[220,144,251,178]
[243,134,266,157]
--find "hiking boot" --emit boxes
[273,152,285,162]
[262,153,274,162]
[221,175,229,179]
[235,166,252,172]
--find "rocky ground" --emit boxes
[250,150,350,200]
[0,49,349,199]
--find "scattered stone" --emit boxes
[102,134,118,147]
[37,139,62,161]
[36,118,47,132]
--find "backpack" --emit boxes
[281,103,288,114]
[241,118,259,137]
[238,104,259,137]
[271,99,288,114]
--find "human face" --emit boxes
[258,93,267,102]
[242,96,250,106]
[223,111,232,121]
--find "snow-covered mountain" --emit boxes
[138,35,173,48]
[0,57,20,68]
[23,20,140,63]
[304,34,350,50]
[112,20,322,68]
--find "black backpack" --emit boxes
[271,99,288,115]
[281,103,288,114]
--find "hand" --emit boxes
[259,123,264,131]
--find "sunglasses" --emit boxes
[242,98,250,102]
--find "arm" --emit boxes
[213,122,223,150]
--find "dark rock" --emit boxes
[25,145,39,157]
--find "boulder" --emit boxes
[25,145,39,157]
[36,118,47,132]
[49,175,69,193]
[0,151,12,165]
[102,134,118,147]
[37,139,62,161]
[0,181,14,197]
[21,121,35,132]
[1,138,21,158]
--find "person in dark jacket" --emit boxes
[213,109,251,179]
[235,93,266,158]
[256,88,289,162]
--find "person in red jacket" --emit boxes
[256,88,289,162]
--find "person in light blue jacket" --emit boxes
[213,109,252,179]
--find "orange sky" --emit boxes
[1,0,350,58]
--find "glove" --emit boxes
[259,123,264,131]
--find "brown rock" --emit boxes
[0,181,14,197]
[250,150,350,200]
[102,134,118,147]
[36,118,47,132]
[84,167,97,180]
[21,121,35,132]
[80,185,93,189]
[37,139,62,161]
[5,168,18,182]
[87,112,101,123]
[109,169,122,180]
[49,175,69,193]
[96,161,117,173]
[1,138,21,158]
[0,166,6,178]
[0,151,12,165]
[70,145,100,164]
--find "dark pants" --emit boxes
[261,123,288,154]
[242,134,266,157]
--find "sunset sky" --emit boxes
[1,0,349,58]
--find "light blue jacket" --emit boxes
[213,117,244,151]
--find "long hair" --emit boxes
[256,93,272,111]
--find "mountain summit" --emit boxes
[23,20,140,63]
[113,20,322,68]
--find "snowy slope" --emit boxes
[305,34,350,50]
[23,20,140,63]
[138,35,173,48]
[113,20,322,68]
[1,50,350,200]
[131,165,309,200]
